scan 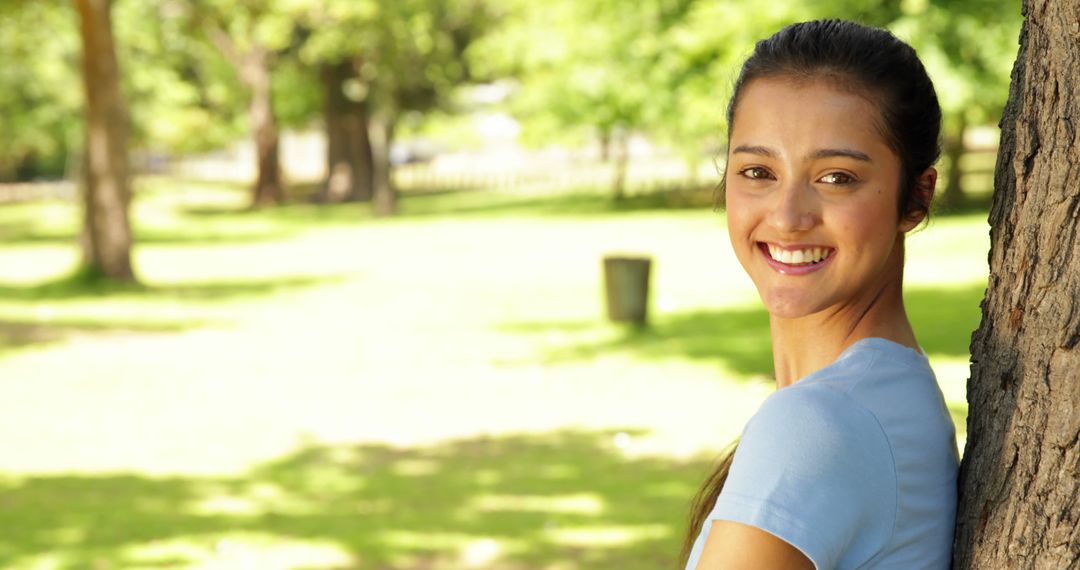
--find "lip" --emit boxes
[757,242,835,275]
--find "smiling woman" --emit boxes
[680,20,958,570]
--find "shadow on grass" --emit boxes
[0,274,344,302]
[0,428,714,570]
[0,217,301,247]
[0,274,344,356]
[0,318,196,358]
[501,282,985,379]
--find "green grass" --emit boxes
[0,177,989,569]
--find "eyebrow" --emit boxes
[731,144,779,158]
[731,144,873,163]
[809,148,872,162]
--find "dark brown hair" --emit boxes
[681,19,941,567]
[713,19,941,222]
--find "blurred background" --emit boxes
[0,0,1018,568]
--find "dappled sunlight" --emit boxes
[467,493,607,516]
[118,533,356,570]
[542,524,671,547]
[0,430,714,569]
[0,180,989,567]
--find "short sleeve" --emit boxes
[710,386,897,569]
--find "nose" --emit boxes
[766,182,817,234]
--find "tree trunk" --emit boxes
[319,63,350,203]
[370,113,397,216]
[942,116,968,209]
[612,130,629,202]
[952,2,1080,568]
[599,126,611,162]
[74,0,135,282]
[344,99,375,202]
[245,47,284,208]
[319,62,374,203]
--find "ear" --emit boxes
[900,167,937,232]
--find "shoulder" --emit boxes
[713,385,899,568]
[733,382,897,501]
[745,382,889,455]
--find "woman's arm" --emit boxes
[694,520,815,570]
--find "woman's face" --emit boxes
[725,77,920,320]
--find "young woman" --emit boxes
[680,20,960,570]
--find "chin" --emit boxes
[759,291,824,320]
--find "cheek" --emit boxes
[725,196,756,246]
[832,201,900,255]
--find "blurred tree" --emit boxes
[487,0,1016,204]
[296,0,495,216]
[0,2,81,181]
[481,0,662,200]
[892,0,1021,208]
[317,59,375,203]
[0,0,255,180]
[180,0,298,208]
[481,0,809,200]
[293,0,379,203]
[114,0,250,161]
[73,0,136,282]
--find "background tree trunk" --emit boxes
[74,0,135,282]
[320,62,351,203]
[344,99,375,202]
[953,2,1080,567]
[319,62,374,203]
[941,116,968,209]
[370,113,397,216]
[612,129,629,202]
[244,47,284,208]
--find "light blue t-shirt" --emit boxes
[684,338,959,570]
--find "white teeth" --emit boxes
[766,244,831,265]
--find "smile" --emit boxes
[757,242,835,275]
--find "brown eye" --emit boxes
[819,172,855,185]
[739,167,772,180]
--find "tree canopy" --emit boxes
[0,0,1019,191]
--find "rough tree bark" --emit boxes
[74,0,135,282]
[319,61,373,203]
[953,1,1080,568]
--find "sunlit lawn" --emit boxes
[0,177,989,569]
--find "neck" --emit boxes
[770,242,919,388]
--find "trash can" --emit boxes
[602,255,652,326]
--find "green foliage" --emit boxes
[489,0,1018,162]
[296,0,496,118]
[892,0,1021,125]
[115,0,250,154]
[0,3,81,180]
[271,57,322,128]
[0,0,1024,184]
